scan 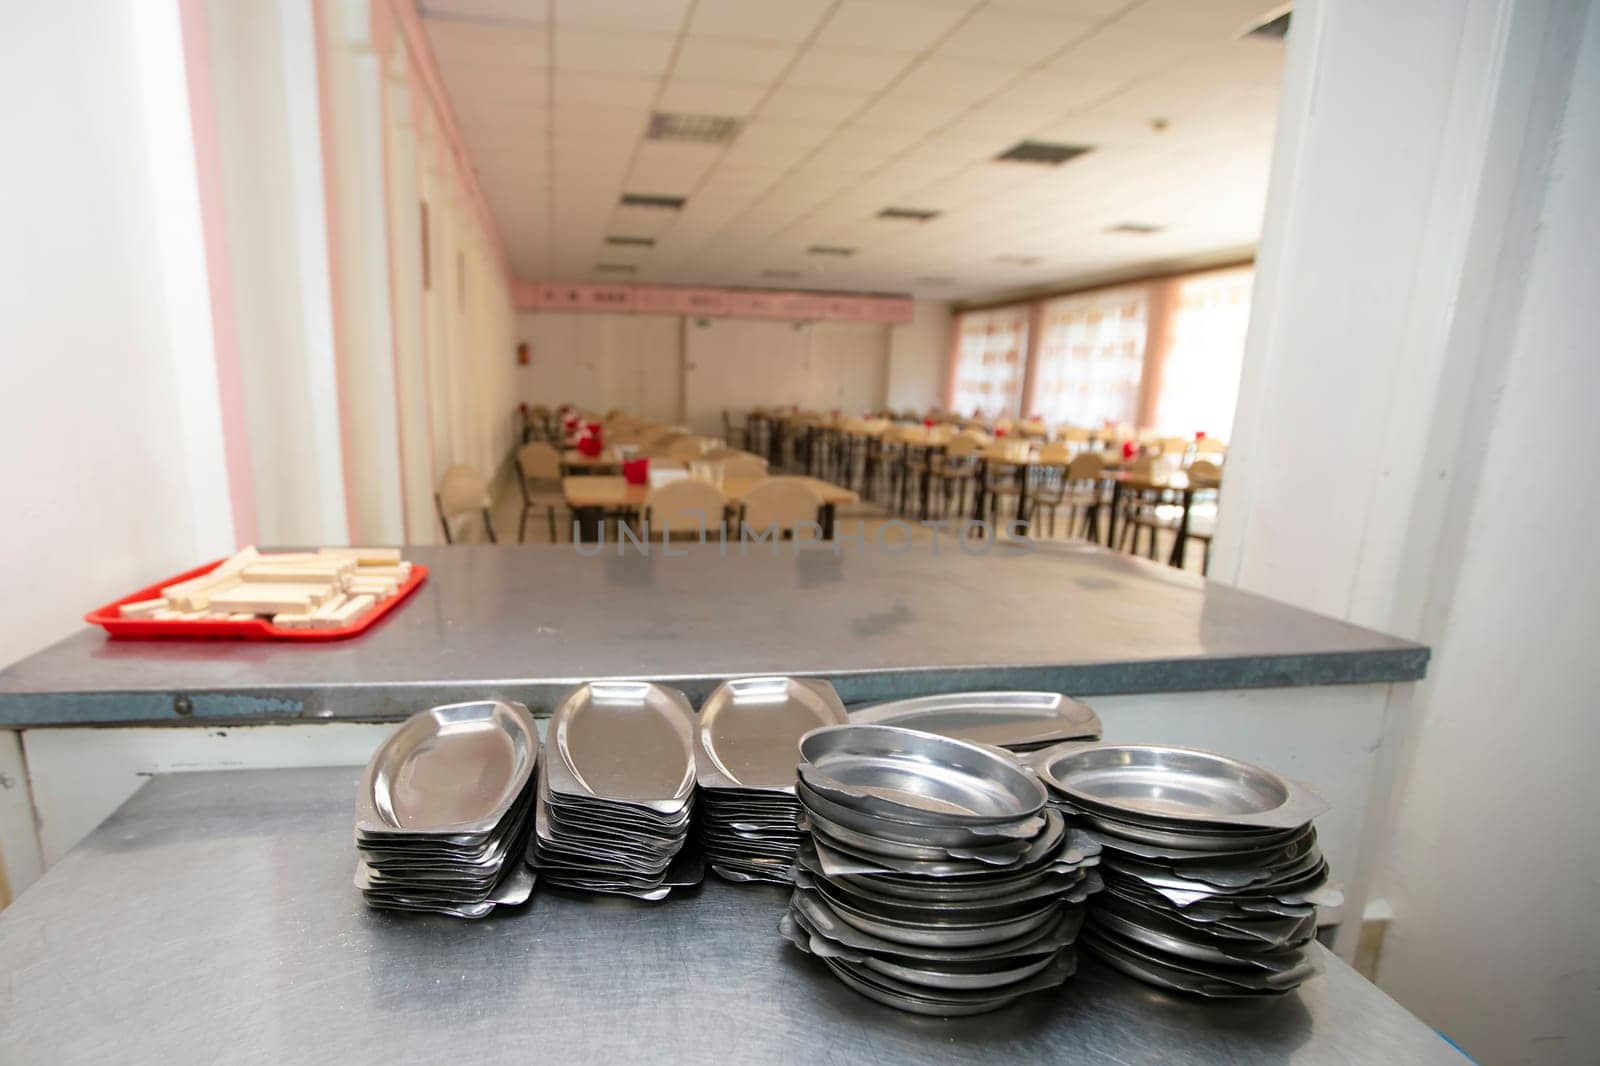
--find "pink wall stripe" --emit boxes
[177,0,258,547]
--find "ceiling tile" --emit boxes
[1047,26,1200,80]
[554,29,677,77]
[553,73,659,110]
[785,49,913,94]
[815,1,974,53]
[935,10,1095,65]
[760,86,869,124]
[893,59,1016,102]
[656,78,769,115]
[687,0,834,42]
[553,0,693,33]
[853,93,969,132]
[672,39,798,83]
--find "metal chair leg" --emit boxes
[518,505,529,543]
[482,508,498,544]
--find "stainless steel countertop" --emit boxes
[0,768,1461,1065]
[0,543,1427,726]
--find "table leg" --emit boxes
[1015,466,1032,536]
[575,506,603,544]
[1168,487,1193,568]
[972,460,988,533]
[1107,481,1124,549]
[919,460,933,522]
[821,503,837,541]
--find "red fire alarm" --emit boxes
[517,342,530,366]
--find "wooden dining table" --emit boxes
[562,474,858,542]
[1104,469,1220,567]
[560,448,766,474]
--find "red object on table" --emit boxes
[1195,430,1207,441]
[1122,440,1138,459]
[995,427,1009,438]
[922,417,935,428]
[85,559,428,641]
[623,457,649,484]
[576,435,603,457]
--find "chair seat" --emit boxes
[524,489,565,507]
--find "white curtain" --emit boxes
[1031,287,1147,429]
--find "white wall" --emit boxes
[0,0,236,668]
[0,0,237,897]
[519,310,915,436]
[886,299,951,413]
[1214,0,1600,1060]
[1373,5,1600,1062]
[520,311,684,423]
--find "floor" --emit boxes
[473,454,1211,578]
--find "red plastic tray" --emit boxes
[86,558,428,641]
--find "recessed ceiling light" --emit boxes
[595,263,636,274]
[648,112,744,145]
[808,245,856,257]
[878,207,941,222]
[620,194,686,210]
[762,268,803,279]
[995,255,1041,267]
[1107,223,1164,234]
[605,236,655,247]
[995,140,1093,166]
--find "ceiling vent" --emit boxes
[996,140,1092,165]
[762,268,803,279]
[878,207,941,222]
[995,255,1041,267]
[808,245,856,257]
[1107,222,1164,234]
[595,263,636,274]
[620,193,686,210]
[648,112,744,145]
[1243,7,1292,39]
[605,236,655,247]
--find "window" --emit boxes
[1150,268,1254,438]
[949,308,1029,419]
[1031,287,1147,429]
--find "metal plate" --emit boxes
[1029,742,1328,830]
[355,700,537,835]
[798,725,1046,824]
[850,691,1101,750]
[795,779,1043,847]
[547,682,695,810]
[788,891,1086,965]
[696,677,847,790]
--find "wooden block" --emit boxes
[153,610,183,620]
[177,609,209,620]
[118,598,166,619]
[347,579,397,599]
[354,563,411,581]
[227,613,256,621]
[163,573,242,612]
[316,593,374,628]
[242,563,351,584]
[271,611,315,629]
[310,594,348,622]
[208,586,319,615]
[319,546,402,566]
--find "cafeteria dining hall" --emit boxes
[1,1,1595,1063]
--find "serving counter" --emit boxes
[0,768,1463,1064]
[0,542,1426,953]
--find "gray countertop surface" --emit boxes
[0,542,1427,726]
[0,767,1462,1065]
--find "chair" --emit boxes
[667,436,713,460]
[739,477,824,540]
[514,442,565,543]
[644,479,728,540]
[933,435,982,516]
[721,409,749,449]
[979,442,1029,525]
[1193,436,1227,459]
[434,465,496,544]
[529,404,554,441]
[719,454,767,478]
[1029,451,1105,539]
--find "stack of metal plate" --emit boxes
[694,676,848,884]
[528,681,702,901]
[849,691,1102,752]
[781,724,1104,1016]
[1028,741,1337,997]
[353,700,539,918]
